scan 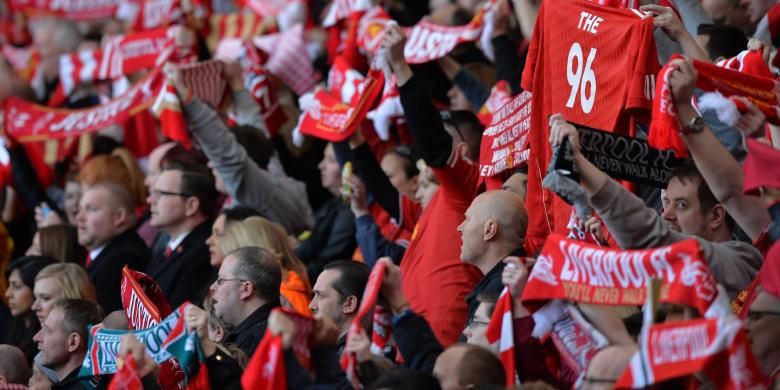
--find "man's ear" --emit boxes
[239,281,254,301]
[67,332,81,353]
[342,295,358,315]
[113,207,129,229]
[483,219,498,241]
[707,204,727,230]
[184,197,201,218]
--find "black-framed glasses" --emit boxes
[215,278,246,286]
[746,310,780,321]
[151,189,192,198]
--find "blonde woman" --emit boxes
[220,217,312,315]
[32,263,97,325]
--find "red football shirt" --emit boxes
[521,0,659,252]
[401,148,482,346]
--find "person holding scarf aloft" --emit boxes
[547,112,761,299]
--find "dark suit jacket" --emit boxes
[87,229,150,313]
[146,219,214,308]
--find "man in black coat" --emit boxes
[77,183,150,313]
[146,162,218,308]
[210,246,281,356]
[457,190,528,324]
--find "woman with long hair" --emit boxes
[220,216,312,315]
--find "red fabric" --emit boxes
[368,197,420,249]
[151,80,192,149]
[341,261,387,387]
[244,60,287,138]
[520,0,658,253]
[241,332,286,390]
[742,138,780,195]
[400,148,482,346]
[108,353,143,390]
[760,241,780,300]
[7,0,119,20]
[478,90,532,180]
[767,4,780,69]
[476,80,513,126]
[485,288,517,386]
[253,24,319,95]
[521,234,718,315]
[122,111,161,158]
[120,266,173,329]
[648,58,688,157]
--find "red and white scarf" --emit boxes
[616,295,766,389]
[321,0,371,28]
[241,309,316,390]
[340,261,389,388]
[58,27,176,97]
[477,80,513,126]
[294,68,384,143]
[649,52,780,157]
[252,24,318,95]
[206,13,267,51]
[485,288,517,387]
[521,234,719,315]
[8,0,119,20]
[357,1,495,63]
[478,90,532,179]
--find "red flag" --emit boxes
[485,288,516,386]
[108,354,143,390]
[151,79,191,149]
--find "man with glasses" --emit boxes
[210,246,281,356]
[77,182,150,313]
[147,162,218,308]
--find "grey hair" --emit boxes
[227,246,282,304]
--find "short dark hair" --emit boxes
[164,162,219,218]
[696,24,748,61]
[476,290,501,318]
[229,125,274,170]
[229,246,282,304]
[669,161,734,229]
[371,367,442,390]
[6,256,59,289]
[441,110,484,160]
[222,205,264,224]
[160,144,208,169]
[322,260,370,304]
[51,299,104,349]
[388,144,420,179]
[0,345,30,384]
[454,344,506,388]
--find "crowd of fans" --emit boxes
[0,0,778,388]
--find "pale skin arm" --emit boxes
[666,58,770,240]
[511,0,538,39]
[640,5,709,62]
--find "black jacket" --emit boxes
[466,248,526,324]
[296,197,356,282]
[52,367,102,390]
[392,309,444,374]
[87,229,150,313]
[225,303,278,357]
[146,220,214,308]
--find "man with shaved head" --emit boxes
[78,182,150,313]
[457,190,527,323]
[0,344,31,386]
[433,343,506,390]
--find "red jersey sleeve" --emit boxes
[431,147,479,211]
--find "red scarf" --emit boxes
[120,266,173,330]
[241,309,316,390]
[478,90,532,181]
[521,234,718,315]
[356,1,495,63]
[296,68,384,143]
[109,354,143,390]
[477,80,513,126]
[59,27,176,97]
[8,0,119,20]
[252,24,319,95]
[616,299,766,389]
[485,288,517,386]
[649,52,780,157]
[340,261,388,388]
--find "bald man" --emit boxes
[433,343,506,390]
[0,344,31,386]
[457,190,527,323]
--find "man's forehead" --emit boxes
[315,269,341,290]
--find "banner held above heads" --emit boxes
[8,0,119,20]
[478,90,532,180]
[295,68,384,143]
[357,0,496,64]
[521,234,719,316]
[252,24,319,95]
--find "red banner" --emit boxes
[521,234,718,315]
[297,68,384,142]
[8,0,120,20]
[477,80,513,125]
[120,266,172,330]
[4,69,163,143]
[478,90,531,179]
